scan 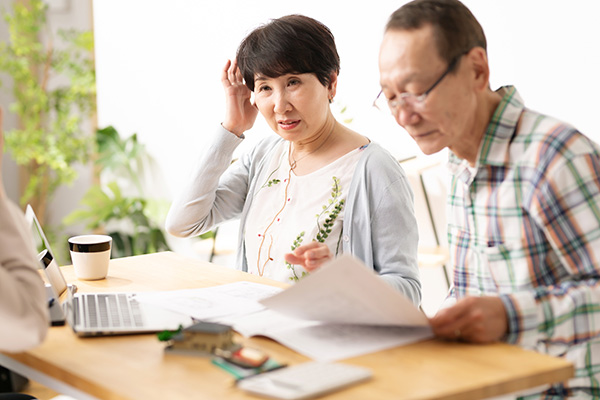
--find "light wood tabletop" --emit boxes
[0,252,573,400]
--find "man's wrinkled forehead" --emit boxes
[378,26,440,87]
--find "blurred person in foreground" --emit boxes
[0,107,48,400]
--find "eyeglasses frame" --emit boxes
[374,51,468,112]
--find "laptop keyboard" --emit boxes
[76,293,144,329]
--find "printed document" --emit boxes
[225,309,431,362]
[137,255,433,361]
[260,254,429,327]
[135,281,282,320]
[223,255,432,361]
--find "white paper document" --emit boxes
[260,254,430,327]
[224,309,431,362]
[135,281,283,321]
[137,256,433,362]
[224,255,433,361]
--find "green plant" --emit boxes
[0,0,95,222]
[285,177,345,282]
[64,126,170,258]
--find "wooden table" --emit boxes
[0,252,573,400]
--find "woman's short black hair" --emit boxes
[236,14,340,92]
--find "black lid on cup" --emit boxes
[68,237,111,253]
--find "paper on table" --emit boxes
[220,309,432,362]
[270,323,432,362]
[135,281,283,321]
[135,257,432,362]
[218,309,320,338]
[260,254,429,327]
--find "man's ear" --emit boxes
[466,47,490,91]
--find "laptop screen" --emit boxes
[24,205,68,295]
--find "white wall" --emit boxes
[94,1,600,182]
[92,0,600,257]
[92,1,412,199]
[467,0,600,137]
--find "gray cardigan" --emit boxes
[166,126,421,305]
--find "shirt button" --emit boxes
[343,235,350,242]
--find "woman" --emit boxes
[166,15,421,304]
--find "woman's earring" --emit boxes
[328,96,333,104]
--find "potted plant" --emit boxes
[64,126,171,257]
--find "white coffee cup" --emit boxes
[68,235,112,280]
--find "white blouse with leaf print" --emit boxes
[244,140,366,282]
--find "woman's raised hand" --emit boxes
[221,59,258,137]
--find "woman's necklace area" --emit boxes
[289,125,335,171]
[256,124,336,277]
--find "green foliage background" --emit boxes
[0,0,96,209]
[64,126,171,258]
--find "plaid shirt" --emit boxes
[446,86,600,398]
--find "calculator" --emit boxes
[236,361,372,400]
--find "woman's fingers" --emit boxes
[283,252,304,265]
[233,59,244,83]
[222,59,242,83]
[284,242,333,272]
[221,59,233,88]
[222,59,247,92]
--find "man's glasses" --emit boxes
[373,52,467,113]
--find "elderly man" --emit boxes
[378,0,600,397]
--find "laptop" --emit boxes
[25,205,68,295]
[25,205,194,336]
